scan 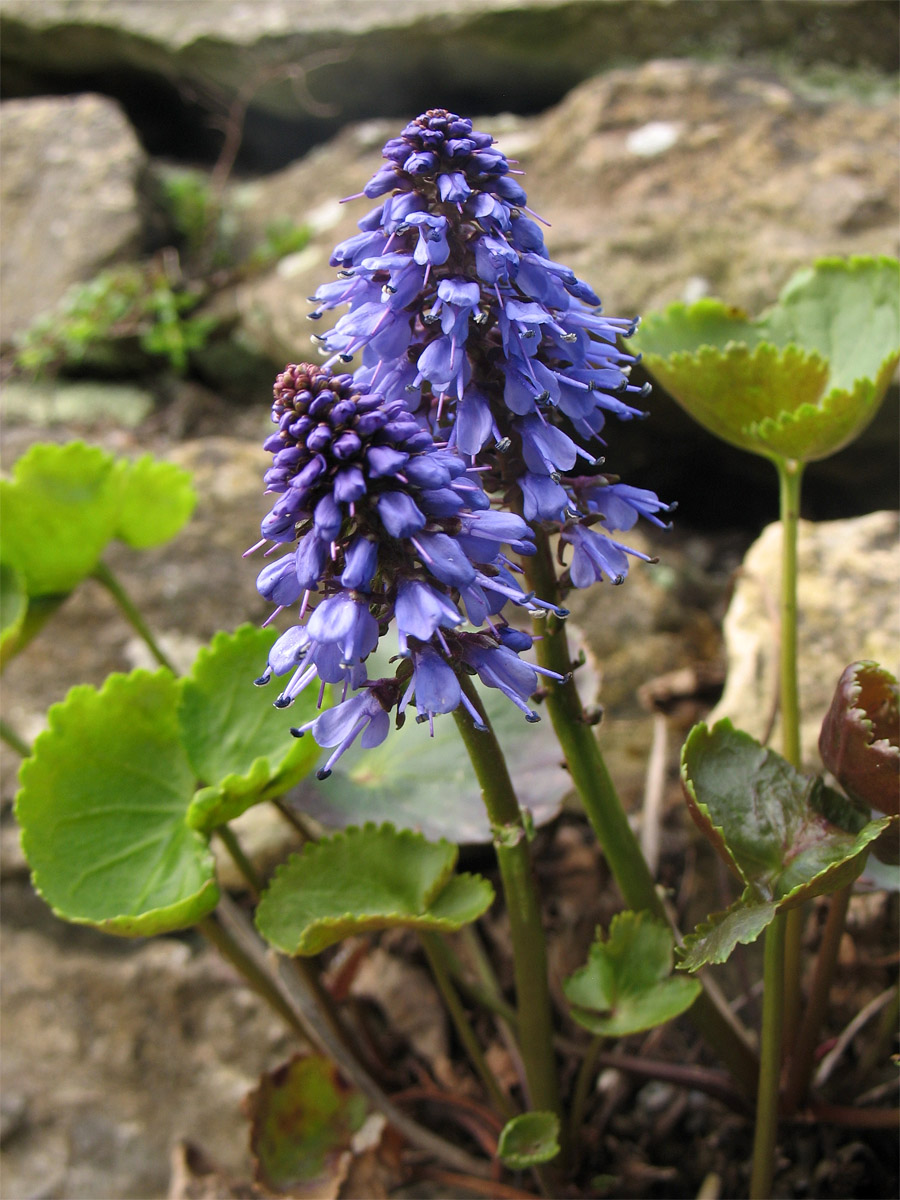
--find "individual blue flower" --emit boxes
[291,688,391,780]
[560,522,654,589]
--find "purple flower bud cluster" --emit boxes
[247,363,565,777]
[247,110,671,777]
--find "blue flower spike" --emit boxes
[247,110,670,773]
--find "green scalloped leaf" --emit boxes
[0,441,121,595]
[678,721,889,966]
[819,661,899,816]
[682,721,887,905]
[678,889,778,972]
[497,1112,560,1168]
[0,560,27,665]
[16,670,219,935]
[762,255,900,392]
[113,454,196,548]
[255,823,494,955]
[180,625,322,833]
[563,911,700,1036]
[634,256,900,464]
[246,1054,367,1194]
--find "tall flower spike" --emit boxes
[246,362,567,773]
[310,108,672,588]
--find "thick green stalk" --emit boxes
[776,459,804,769]
[776,459,806,1044]
[750,912,787,1199]
[522,529,758,1094]
[91,560,177,673]
[453,672,562,1121]
[751,457,805,1196]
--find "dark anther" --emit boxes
[316,768,333,780]
[289,727,305,738]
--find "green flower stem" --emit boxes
[420,931,516,1120]
[776,458,806,1047]
[751,457,805,1197]
[215,823,264,898]
[453,672,562,1122]
[750,910,787,1199]
[782,883,853,1114]
[0,718,31,759]
[212,891,492,1178]
[198,908,308,1041]
[776,458,804,769]
[522,530,758,1095]
[91,560,177,673]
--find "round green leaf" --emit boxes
[16,670,219,935]
[1,441,120,595]
[634,256,900,464]
[497,1112,560,1169]
[179,625,322,832]
[0,560,27,665]
[563,911,700,1036]
[246,1054,367,1194]
[682,720,888,906]
[113,454,196,548]
[255,823,494,955]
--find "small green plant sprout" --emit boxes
[13,261,218,377]
[0,442,195,673]
[497,1111,561,1169]
[564,910,701,1036]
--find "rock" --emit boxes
[2,2,895,172]
[0,94,147,340]
[1,380,155,429]
[0,899,297,1199]
[221,60,899,364]
[710,510,899,768]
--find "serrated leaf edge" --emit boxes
[678,888,778,971]
[258,822,457,935]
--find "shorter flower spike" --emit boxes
[247,361,566,769]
